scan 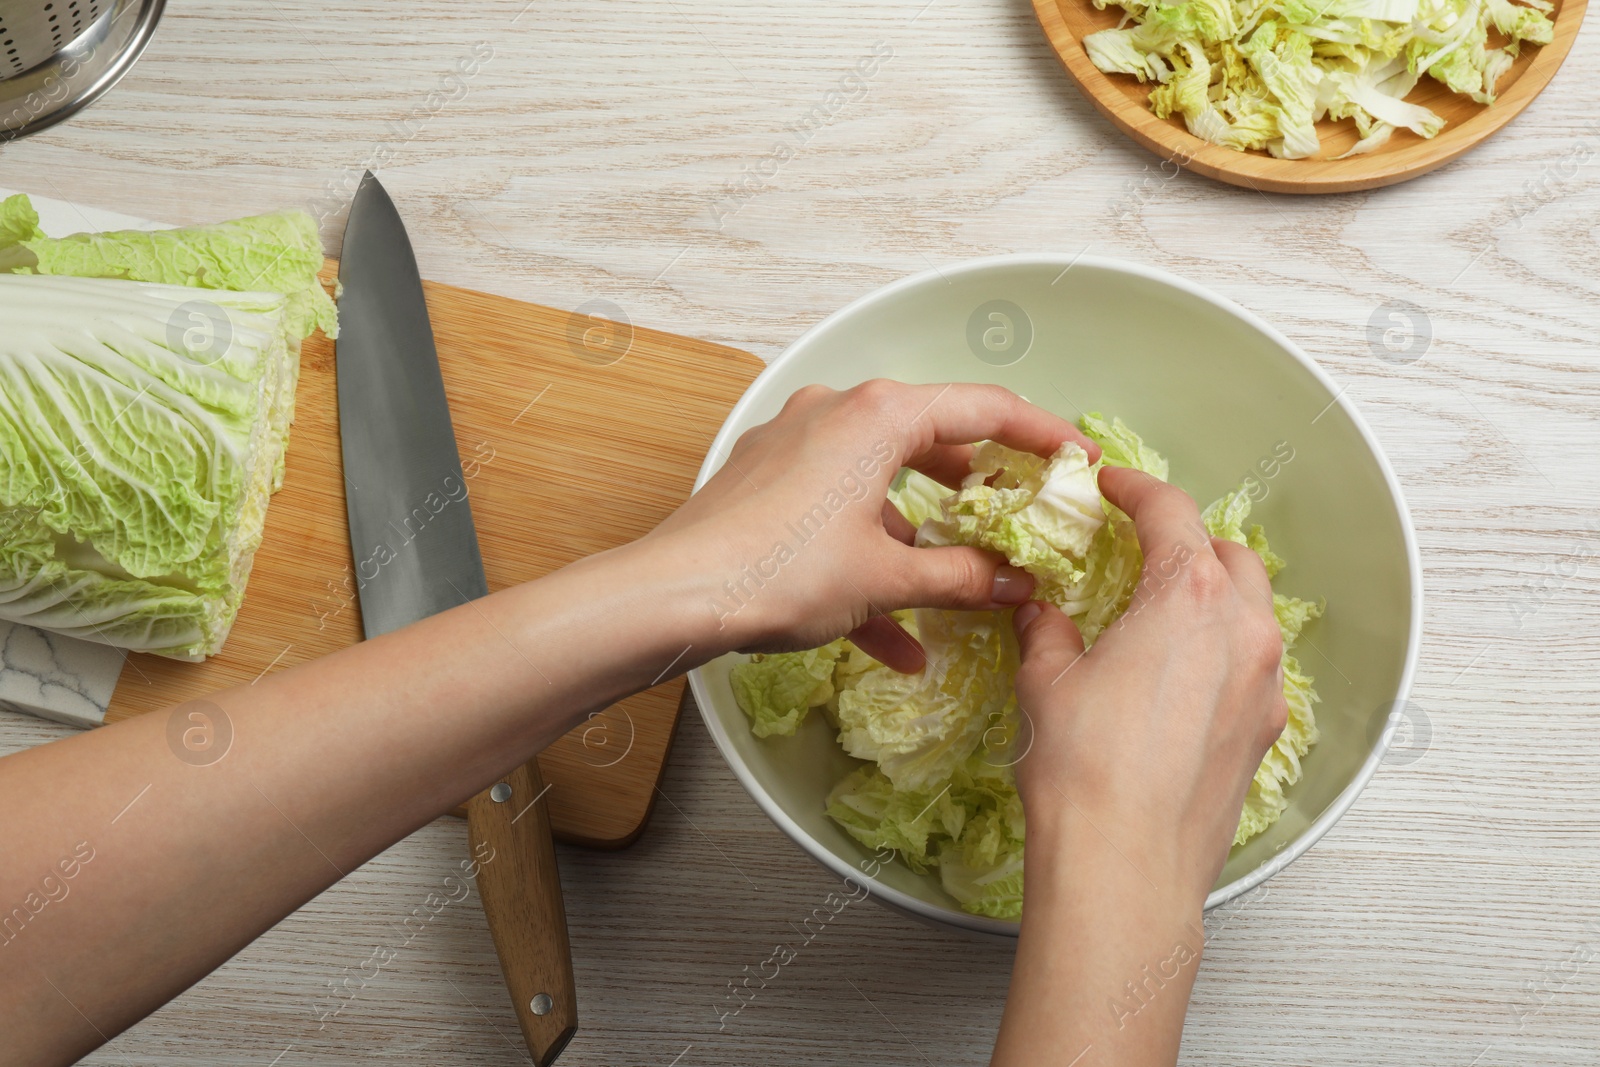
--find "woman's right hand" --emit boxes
[1011,464,1287,908]
[991,465,1288,1067]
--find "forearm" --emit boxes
[0,535,721,1065]
[0,378,1104,1064]
[991,810,1204,1067]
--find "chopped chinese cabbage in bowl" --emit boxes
[686,253,1420,936]
[730,417,1324,920]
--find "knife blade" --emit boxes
[337,171,578,1066]
[335,173,486,636]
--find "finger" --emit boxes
[848,615,926,674]
[1212,535,1285,673]
[873,381,1102,465]
[1012,601,1087,698]
[778,382,835,415]
[881,499,917,545]
[904,442,977,488]
[885,543,1035,611]
[1097,465,1213,574]
[1259,690,1293,754]
[1210,537,1273,608]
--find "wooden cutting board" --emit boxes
[103,271,764,848]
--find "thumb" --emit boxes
[1012,601,1087,695]
[890,543,1036,611]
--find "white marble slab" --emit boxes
[0,625,128,727]
[0,188,160,727]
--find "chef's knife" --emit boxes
[337,171,578,1065]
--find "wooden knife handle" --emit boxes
[466,760,578,1066]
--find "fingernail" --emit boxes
[991,565,1033,604]
[1012,600,1046,634]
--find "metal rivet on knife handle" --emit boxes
[530,993,553,1016]
[490,782,512,803]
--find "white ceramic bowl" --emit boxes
[686,254,1422,937]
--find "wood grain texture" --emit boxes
[0,0,1597,1063]
[467,760,579,1066]
[1034,0,1588,192]
[102,272,765,847]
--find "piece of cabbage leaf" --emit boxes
[917,441,1105,591]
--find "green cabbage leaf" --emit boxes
[730,641,846,738]
[887,467,954,528]
[826,747,1027,917]
[0,194,336,340]
[917,441,1105,593]
[834,608,1018,793]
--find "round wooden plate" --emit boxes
[1033,0,1588,193]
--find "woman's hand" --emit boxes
[648,379,1101,671]
[991,466,1287,1067]
[1012,465,1287,902]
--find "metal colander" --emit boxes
[0,0,165,140]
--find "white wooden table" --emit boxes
[4,0,1600,1063]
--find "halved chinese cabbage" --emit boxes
[0,195,333,659]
